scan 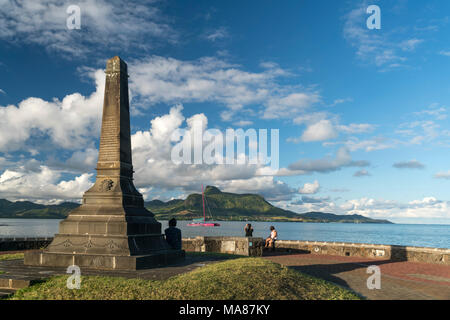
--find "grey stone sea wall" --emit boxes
[0,237,53,251]
[274,240,449,265]
[1,237,448,265]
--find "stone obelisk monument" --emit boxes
[25,56,184,270]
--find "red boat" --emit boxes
[187,185,220,227]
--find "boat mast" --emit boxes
[202,184,206,222]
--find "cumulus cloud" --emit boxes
[298,180,320,194]
[0,165,93,203]
[47,147,98,173]
[393,160,425,169]
[130,105,292,201]
[300,120,338,142]
[0,104,290,203]
[288,113,375,144]
[128,55,318,120]
[0,0,175,57]
[0,69,104,152]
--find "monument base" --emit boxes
[24,249,185,271]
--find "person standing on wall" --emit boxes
[244,223,253,237]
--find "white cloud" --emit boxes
[0,104,291,202]
[287,195,450,221]
[0,0,175,57]
[263,92,320,119]
[330,98,353,106]
[327,136,395,152]
[128,55,319,120]
[393,160,425,169]
[338,123,374,134]
[340,197,450,220]
[0,165,93,203]
[301,120,338,142]
[288,114,375,144]
[298,180,320,194]
[130,105,293,201]
[434,171,450,180]
[353,169,370,177]
[288,147,369,173]
[400,39,423,51]
[204,27,229,41]
[414,104,447,120]
[439,51,450,57]
[233,120,253,127]
[218,176,296,202]
[0,69,104,152]
[343,4,418,70]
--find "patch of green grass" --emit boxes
[0,253,24,261]
[9,257,360,300]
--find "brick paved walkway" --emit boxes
[264,253,450,300]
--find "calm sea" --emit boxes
[0,219,449,249]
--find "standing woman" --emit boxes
[244,223,253,237]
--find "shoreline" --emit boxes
[1,216,395,224]
[1,236,449,252]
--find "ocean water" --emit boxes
[0,219,449,249]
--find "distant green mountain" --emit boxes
[145,186,393,224]
[0,199,78,219]
[0,186,392,223]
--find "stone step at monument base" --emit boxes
[45,233,172,256]
[24,250,185,271]
[0,289,16,298]
[0,277,31,290]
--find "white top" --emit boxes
[271,230,277,240]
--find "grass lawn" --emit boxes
[8,257,360,300]
[0,253,24,261]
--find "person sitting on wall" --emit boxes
[244,223,253,237]
[164,218,182,250]
[264,226,277,248]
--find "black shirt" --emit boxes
[164,226,182,250]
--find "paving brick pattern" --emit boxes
[265,253,450,300]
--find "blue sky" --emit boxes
[0,0,450,224]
